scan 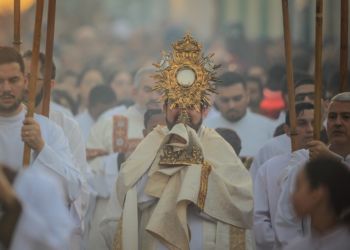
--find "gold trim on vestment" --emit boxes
[113,217,123,250]
[229,226,246,250]
[197,161,211,210]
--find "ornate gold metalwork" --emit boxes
[197,161,211,210]
[159,143,204,166]
[153,33,219,114]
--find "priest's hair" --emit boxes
[331,92,350,102]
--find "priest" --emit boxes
[110,34,253,250]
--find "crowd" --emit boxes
[0,19,350,250]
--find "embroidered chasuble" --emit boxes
[113,123,253,250]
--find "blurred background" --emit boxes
[0,0,348,116]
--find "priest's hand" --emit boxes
[21,117,45,153]
[307,140,340,161]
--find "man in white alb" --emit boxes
[249,75,326,182]
[253,102,314,250]
[0,46,81,246]
[205,71,275,157]
[86,66,162,250]
[274,92,350,249]
[22,50,92,248]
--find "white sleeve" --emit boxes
[33,122,82,203]
[253,165,275,250]
[65,119,88,174]
[249,156,260,186]
[250,145,271,185]
[99,183,123,250]
[274,163,304,248]
[10,168,73,250]
[89,153,119,198]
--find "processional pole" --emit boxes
[41,0,56,117]
[313,0,323,141]
[281,0,298,152]
[13,0,21,52]
[23,0,45,167]
[340,0,349,92]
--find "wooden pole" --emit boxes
[23,0,45,167]
[281,0,298,152]
[340,0,348,92]
[41,0,56,117]
[314,0,323,140]
[13,0,21,52]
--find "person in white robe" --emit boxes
[204,71,275,157]
[51,100,74,117]
[284,157,350,250]
[98,109,166,247]
[253,103,315,250]
[0,46,82,246]
[98,104,127,122]
[274,92,350,249]
[250,75,326,183]
[75,84,118,142]
[86,67,162,250]
[76,109,95,142]
[249,134,291,183]
[109,102,253,250]
[23,50,93,249]
[0,165,74,250]
[101,33,255,249]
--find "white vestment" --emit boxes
[273,110,286,128]
[51,101,74,117]
[249,134,291,184]
[110,124,253,250]
[86,104,145,250]
[253,153,292,250]
[204,109,275,157]
[6,166,74,250]
[0,106,81,205]
[75,110,95,143]
[98,105,127,122]
[50,109,93,249]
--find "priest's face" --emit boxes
[0,62,26,116]
[215,83,249,122]
[294,109,314,149]
[327,101,350,147]
[164,102,205,131]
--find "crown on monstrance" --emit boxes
[153,33,219,113]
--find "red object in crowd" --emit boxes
[260,88,286,119]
